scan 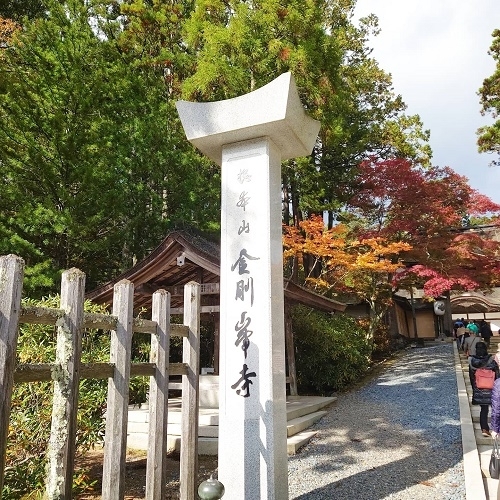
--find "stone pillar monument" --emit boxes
[176,72,320,499]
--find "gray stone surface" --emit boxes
[217,137,288,499]
[177,71,320,500]
[176,72,320,165]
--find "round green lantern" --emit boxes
[198,475,225,499]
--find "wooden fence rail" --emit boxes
[0,254,201,500]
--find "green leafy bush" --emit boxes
[292,305,371,395]
[4,296,110,498]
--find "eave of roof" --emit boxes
[86,230,347,314]
[283,280,346,313]
[450,291,500,313]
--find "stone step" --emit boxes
[479,443,500,498]
[484,477,499,499]
[474,425,495,445]
[166,422,218,438]
[129,398,334,429]
[286,396,336,421]
[167,436,219,456]
[127,427,320,456]
[287,411,327,437]
[127,414,219,435]
[286,430,318,455]
[470,407,491,423]
[127,432,219,455]
[479,444,494,477]
[128,405,219,426]
[166,408,219,426]
[454,336,500,499]
[127,396,334,455]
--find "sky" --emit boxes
[354,0,500,204]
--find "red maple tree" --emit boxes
[348,157,500,296]
[283,158,500,349]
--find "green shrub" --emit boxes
[292,305,371,395]
[4,296,110,498]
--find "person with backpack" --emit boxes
[469,341,500,437]
[464,328,482,357]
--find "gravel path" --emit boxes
[288,343,465,500]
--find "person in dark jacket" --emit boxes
[455,322,467,351]
[480,320,493,348]
[469,341,499,436]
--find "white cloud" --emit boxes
[354,0,500,202]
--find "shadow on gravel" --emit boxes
[292,448,462,499]
[289,344,463,499]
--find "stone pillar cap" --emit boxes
[176,72,320,166]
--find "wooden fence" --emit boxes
[0,254,201,499]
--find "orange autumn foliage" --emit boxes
[284,215,410,289]
[283,215,411,342]
[283,215,411,300]
[0,16,20,48]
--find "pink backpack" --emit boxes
[476,368,495,389]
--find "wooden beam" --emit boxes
[19,307,188,337]
[102,280,134,500]
[171,305,220,315]
[0,255,24,493]
[146,290,171,499]
[13,362,187,383]
[46,268,86,499]
[136,282,220,297]
[180,282,200,500]
[284,303,298,396]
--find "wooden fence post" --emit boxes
[102,280,134,500]
[0,255,24,493]
[46,268,86,500]
[145,290,171,499]
[180,281,201,500]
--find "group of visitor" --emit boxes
[456,319,500,438]
[454,318,493,352]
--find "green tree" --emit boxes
[181,0,432,226]
[0,0,48,22]
[292,305,370,394]
[478,28,500,165]
[0,0,141,294]
[1,0,434,297]
[0,0,220,296]
[112,0,222,235]
[3,296,110,498]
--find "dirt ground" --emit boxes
[75,449,218,499]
